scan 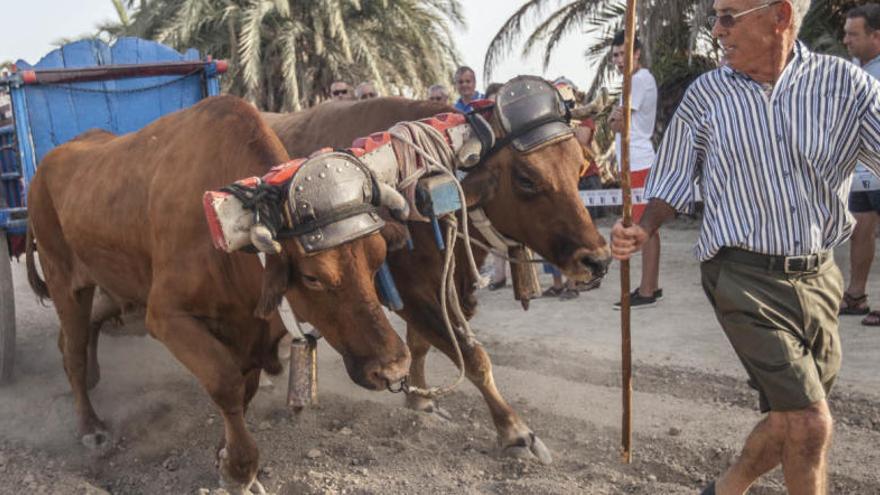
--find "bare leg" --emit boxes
[717,401,833,495]
[639,231,660,296]
[846,212,877,298]
[781,401,833,495]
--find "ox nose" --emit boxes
[578,248,612,278]
[353,351,411,391]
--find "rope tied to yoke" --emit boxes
[221,182,287,237]
[384,121,485,399]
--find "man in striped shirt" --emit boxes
[611,0,880,494]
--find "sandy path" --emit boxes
[1,220,878,494]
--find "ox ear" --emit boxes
[377,211,410,252]
[255,252,293,320]
[461,166,499,208]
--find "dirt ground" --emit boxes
[1,217,878,494]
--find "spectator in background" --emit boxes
[453,66,484,112]
[607,30,661,310]
[427,84,450,104]
[355,81,378,100]
[329,81,353,101]
[839,3,880,326]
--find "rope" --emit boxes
[35,70,202,94]
[388,121,482,282]
[401,215,477,399]
[385,121,486,399]
[458,233,545,264]
[221,182,287,237]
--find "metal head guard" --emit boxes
[493,75,573,153]
[286,152,384,253]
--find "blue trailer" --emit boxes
[0,37,226,384]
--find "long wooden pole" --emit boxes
[620,0,638,464]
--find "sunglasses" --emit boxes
[708,0,781,29]
[331,89,349,96]
[359,93,377,99]
[428,96,446,102]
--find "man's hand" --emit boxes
[608,107,624,133]
[611,220,649,260]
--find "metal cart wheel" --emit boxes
[0,229,15,384]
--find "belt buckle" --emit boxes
[784,254,818,273]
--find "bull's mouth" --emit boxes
[560,248,612,282]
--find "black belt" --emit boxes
[715,248,830,273]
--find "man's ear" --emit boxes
[255,253,292,319]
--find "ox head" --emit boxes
[249,153,411,390]
[460,76,612,280]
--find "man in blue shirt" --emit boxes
[611,0,880,493]
[839,4,880,325]
[453,66,484,113]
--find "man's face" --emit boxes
[611,45,640,74]
[455,70,476,99]
[844,17,880,62]
[711,0,783,73]
[357,84,377,100]
[428,88,448,103]
[330,82,352,101]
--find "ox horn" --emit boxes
[250,223,282,254]
[570,88,612,120]
[376,182,410,222]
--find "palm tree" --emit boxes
[102,0,464,111]
[485,0,857,136]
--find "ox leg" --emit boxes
[148,313,261,493]
[51,285,110,449]
[403,328,452,420]
[406,320,552,464]
[84,289,125,390]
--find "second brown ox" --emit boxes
[264,84,612,463]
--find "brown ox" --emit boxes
[25,96,410,493]
[264,95,611,462]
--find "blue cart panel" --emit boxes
[1,37,225,236]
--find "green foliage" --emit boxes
[102,0,464,111]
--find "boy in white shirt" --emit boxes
[608,31,661,309]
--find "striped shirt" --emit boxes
[645,42,880,261]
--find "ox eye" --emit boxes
[301,274,324,290]
[513,169,539,194]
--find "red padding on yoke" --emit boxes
[263,159,306,185]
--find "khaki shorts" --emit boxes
[700,251,843,412]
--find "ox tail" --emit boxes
[25,221,50,303]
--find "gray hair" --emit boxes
[428,84,448,95]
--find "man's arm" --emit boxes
[611,199,676,260]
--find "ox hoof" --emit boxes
[405,397,453,421]
[217,448,265,495]
[81,429,112,452]
[502,432,553,465]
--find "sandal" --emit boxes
[862,310,880,326]
[575,277,602,292]
[559,288,579,300]
[542,286,564,297]
[839,292,870,316]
